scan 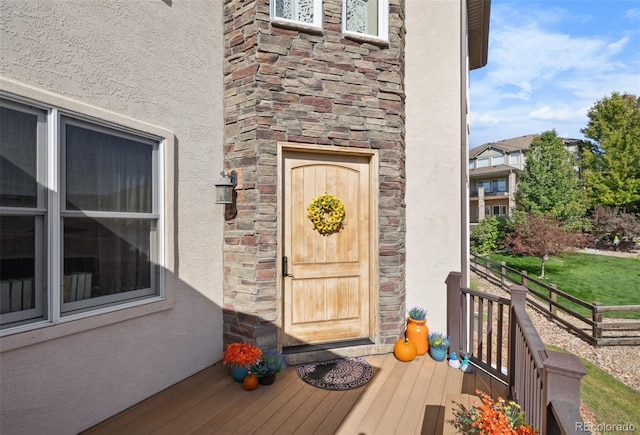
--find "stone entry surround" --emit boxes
[222,0,406,351]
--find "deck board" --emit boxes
[83,352,507,435]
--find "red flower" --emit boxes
[222,343,262,368]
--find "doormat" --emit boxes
[296,357,373,391]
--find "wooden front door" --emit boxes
[282,148,374,347]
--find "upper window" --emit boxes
[1,98,163,331]
[271,0,323,28]
[492,155,505,165]
[510,152,520,164]
[476,157,489,168]
[343,0,389,39]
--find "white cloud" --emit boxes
[528,105,583,121]
[469,1,640,148]
[624,8,640,22]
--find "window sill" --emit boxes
[270,17,323,35]
[0,296,174,353]
[343,31,389,47]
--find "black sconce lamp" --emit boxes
[215,170,237,204]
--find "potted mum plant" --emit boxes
[450,390,538,434]
[222,342,262,382]
[253,350,287,385]
[406,306,429,355]
[428,332,449,362]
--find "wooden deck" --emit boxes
[83,352,508,435]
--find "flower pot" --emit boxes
[406,318,429,356]
[258,374,277,385]
[230,366,249,383]
[429,347,447,362]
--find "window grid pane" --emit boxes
[275,0,314,23]
[0,106,38,208]
[62,217,154,313]
[65,124,153,213]
[346,0,379,36]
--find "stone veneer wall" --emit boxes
[222,0,406,349]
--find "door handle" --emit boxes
[283,256,294,278]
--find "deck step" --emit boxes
[442,393,482,435]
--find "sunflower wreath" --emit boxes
[307,193,346,236]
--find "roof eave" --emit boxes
[468,0,491,70]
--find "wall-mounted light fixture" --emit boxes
[215,170,237,204]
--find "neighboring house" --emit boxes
[469,134,585,225]
[0,1,490,433]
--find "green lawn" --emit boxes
[487,252,640,319]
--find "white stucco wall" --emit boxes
[0,1,225,433]
[405,0,465,333]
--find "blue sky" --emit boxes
[469,0,640,149]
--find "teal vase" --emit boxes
[230,366,249,383]
[430,347,447,362]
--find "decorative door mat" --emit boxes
[296,357,373,391]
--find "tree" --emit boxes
[589,205,640,248]
[581,92,640,212]
[515,130,588,229]
[503,214,584,278]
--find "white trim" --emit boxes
[49,108,61,324]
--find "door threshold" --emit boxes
[283,339,373,355]
[283,340,393,365]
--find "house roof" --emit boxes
[470,134,587,159]
[469,134,539,158]
[469,164,521,177]
[468,0,491,70]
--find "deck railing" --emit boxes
[470,253,640,346]
[447,272,588,434]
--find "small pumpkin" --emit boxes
[242,372,259,391]
[393,338,417,362]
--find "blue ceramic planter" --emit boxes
[429,347,447,362]
[230,366,249,383]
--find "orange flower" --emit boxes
[222,343,262,368]
[451,390,538,435]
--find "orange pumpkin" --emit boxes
[393,338,417,362]
[243,372,259,391]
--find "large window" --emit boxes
[477,180,490,192]
[491,178,507,192]
[1,98,162,330]
[271,0,323,27]
[343,0,388,39]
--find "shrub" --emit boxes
[470,216,509,255]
